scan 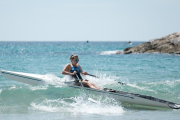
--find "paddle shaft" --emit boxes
[87,74,99,78]
[75,74,89,97]
[75,74,98,103]
[87,74,126,85]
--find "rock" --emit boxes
[120,31,180,54]
[146,50,157,53]
[174,51,180,54]
[169,35,176,39]
[174,38,180,45]
[176,31,180,36]
[124,47,132,51]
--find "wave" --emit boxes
[0,73,180,114]
[0,84,125,114]
[29,96,124,115]
[100,50,123,55]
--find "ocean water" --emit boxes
[0,41,180,120]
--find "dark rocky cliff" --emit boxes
[120,31,180,54]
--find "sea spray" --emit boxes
[30,96,125,115]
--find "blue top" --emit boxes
[70,64,82,80]
[70,65,81,74]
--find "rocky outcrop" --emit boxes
[120,31,180,54]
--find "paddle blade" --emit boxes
[88,98,98,103]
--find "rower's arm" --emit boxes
[62,64,76,75]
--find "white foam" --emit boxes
[89,74,158,94]
[100,50,122,55]
[9,85,17,90]
[127,83,157,93]
[82,74,119,88]
[43,74,72,86]
[29,86,49,91]
[107,75,158,93]
[30,96,125,115]
[70,97,124,115]
[28,74,73,90]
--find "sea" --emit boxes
[0,41,180,120]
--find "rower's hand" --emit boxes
[82,72,88,75]
[73,71,77,75]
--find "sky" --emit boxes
[0,0,180,41]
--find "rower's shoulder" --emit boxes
[77,64,82,69]
[77,64,81,67]
[65,63,72,68]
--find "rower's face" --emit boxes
[72,57,79,64]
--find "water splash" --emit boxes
[82,74,115,87]
[8,85,17,90]
[29,85,49,91]
[30,96,125,115]
[42,74,72,86]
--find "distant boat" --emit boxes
[86,40,89,43]
[126,41,132,45]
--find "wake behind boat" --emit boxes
[0,69,180,109]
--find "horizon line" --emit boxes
[0,40,147,42]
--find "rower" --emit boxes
[70,62,83,84]
[62,54,101,90]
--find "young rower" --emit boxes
[62,55,101,90]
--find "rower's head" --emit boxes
[70,55,79,64]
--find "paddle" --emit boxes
[87,73,127,85]
[75,74,97,103]
[87,74,177,96]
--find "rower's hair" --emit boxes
[69,55,78,60]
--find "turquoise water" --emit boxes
[0,41,180,120]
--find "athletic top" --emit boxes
[70,64,81,74]
[70,64,83,81]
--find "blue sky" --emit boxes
[0,0,179,41]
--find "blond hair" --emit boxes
[69,55,78,60]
